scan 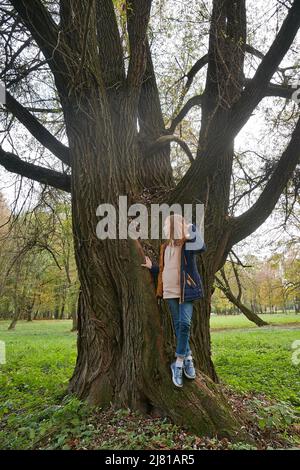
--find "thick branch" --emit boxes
[229,259,242,302]
[264,82,295,99]
[96,0,125,86]
[200,0,246,116]
[138,39,165,138]
[126,0,152,88]
[167,77,294,136]
[229,0,300,134]
[183,54,208,91]
[167,95,203,134]
[5,91,70,166]
[243,78,295,99]
[137,38,174,187]
[180,43,279,94]
[245,43,300,74]
[244,44,264,61]
[229,115,300,247]
[0,147,71,192]
[146,135,194,164]
[180,44,261,96]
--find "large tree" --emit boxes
[1,0,300,438]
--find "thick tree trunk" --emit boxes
[53,0,255,430]
[192,279,218,382]
[71,293,79,332]
[63,88,247,438]
[69,237,244,438]
[8,312,19,330]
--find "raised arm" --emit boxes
[185,224,206,253]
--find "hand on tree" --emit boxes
[141,256,152,269]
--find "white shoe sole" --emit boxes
[170,364,183,388]
[183,368,196,379]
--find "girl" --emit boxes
[141,214,206,388]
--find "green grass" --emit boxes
[0,317,300,449]
[0,320,76,406]
[0,320,77,449]
[212,328,300,408]
[210,313,300,330]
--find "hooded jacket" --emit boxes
[150,224,206,303]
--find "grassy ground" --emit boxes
[210,313,300,330]
[213,328,300,407]
[0,317,300,449]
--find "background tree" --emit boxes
[0,191,78,325]
[215,254,269,326]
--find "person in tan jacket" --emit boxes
[142,214,206,388]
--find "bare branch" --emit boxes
[229,0,300,135]
[229,115,300,247]
[146,135,194,164]
[178,41,290,94]
[0,146,71,192]
[183,54,208,91]
[167,95,203,134]
[5,91,70,166]
[9,0,69,94]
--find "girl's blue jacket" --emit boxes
[150,224,206,303]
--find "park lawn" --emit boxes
[0,318,300,449]
[210,313,300,330]
[212,328,300,408]
[0,320,77,449]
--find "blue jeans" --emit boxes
[167,298,193,358]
